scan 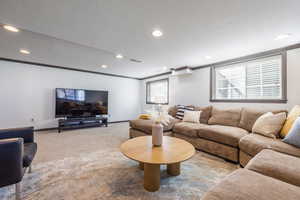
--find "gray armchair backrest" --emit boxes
[0,138,24,187]
[0,127,34,143]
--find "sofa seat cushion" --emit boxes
[239,133,300,157]
[197,125,248,147]
[201,169,300,200]
[23,142,37,167]
[129,119,179,134]
[173,122,209,137]
[246,149,300,187]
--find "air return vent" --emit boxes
[130,58,143,63]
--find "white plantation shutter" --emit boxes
[146,79,169,104]
[213,55,282,100]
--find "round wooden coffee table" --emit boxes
[120,136,195,192]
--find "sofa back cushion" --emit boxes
[239,108,288,132]
[208,107,242,127]
[194,106,212,124]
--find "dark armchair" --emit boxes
[0,127,37,200]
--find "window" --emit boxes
[146,78,169,104]
[211,54,287,103]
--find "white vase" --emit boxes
[152,122,163,146]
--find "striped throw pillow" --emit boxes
[175,105,194,120]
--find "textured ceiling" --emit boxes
[0,0,300,78]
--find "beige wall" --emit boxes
[141,48,300,112]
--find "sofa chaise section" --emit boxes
[201,168,300,200]
[246,149,300,187]
[239,133,300,166]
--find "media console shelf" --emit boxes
[58,117,108,133]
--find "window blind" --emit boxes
[146,79,169,104]
[213,55,282,100]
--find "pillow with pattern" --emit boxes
[175,105,194,120]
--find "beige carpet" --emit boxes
[0,123,237,200]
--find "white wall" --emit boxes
[141,48,300,112]
[0,61,141,129]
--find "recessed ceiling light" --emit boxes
[115,54,123,59]
[162,66,168,71]
[101,64,108,69]
[205,56,212,59]
[3,25,19,32]
[152,29,163,38]
[19,49,30,54]
[275,34,291,40]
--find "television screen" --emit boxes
[55,88,108,117]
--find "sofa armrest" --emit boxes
[0,127,34,143]
[0,138,24,187]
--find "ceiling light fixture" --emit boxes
[116,54,123,59]
[101,65,108,69]
[152,29,163,38]
[19,49,30,54]
[3,25,19,32]
[162,66,168,71]
[275,34,291,40]
[205,56,212,59]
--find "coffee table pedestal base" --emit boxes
[167,163,181,176]
[142,162,181,192]
[144,163,160,192]
[139,162,144,170]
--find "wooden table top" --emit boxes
[120,136,195,164]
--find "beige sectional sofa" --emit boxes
[129,105,300,199]
[129,105,299,165]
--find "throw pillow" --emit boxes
[252,112,287,138]
[182,110,202,124]
[175,105,194,120]
[138,114,152,120]
[282,117,300,148]
[280,105,300,138]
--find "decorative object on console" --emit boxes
[282,117,300,148]
[182,110,202,124]
[252,112,287,138]
[281,105,300,138]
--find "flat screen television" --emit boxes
[55,88,108,118]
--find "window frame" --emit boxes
[146,78,169,105]
[210,51,287,103]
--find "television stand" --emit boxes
[58,117,108,133]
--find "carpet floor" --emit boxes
[0,123,237,200]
